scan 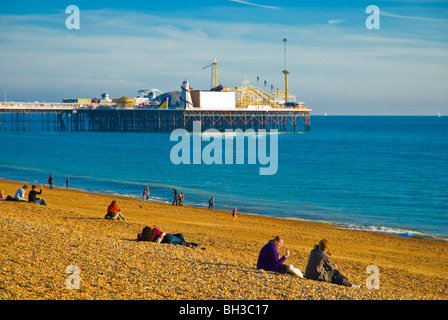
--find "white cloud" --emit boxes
[0,8,447,115]
[328,19,345,25]
[381,10,448,23]
[228,0,279,10]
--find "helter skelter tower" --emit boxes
[180,79,194,109]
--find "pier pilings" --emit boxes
[0,108,310,132]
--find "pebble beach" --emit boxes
[1,178,447,300]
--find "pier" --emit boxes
[0,106,311,132]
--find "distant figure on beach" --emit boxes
[142,186,150,201]
[48,174,54,190]
[66,178,69,189]
[257,236,303,277]
[104,200,126,220]
[28,185,47,206]
[208,196,214,209]
[304,239,352,287]
[172,188,178,206]
[178,192,184,206]
[0,190,5,200]
[13,185,28,202]
[232,207,237,219]
[137,225,199,248]
[145,186,150,201]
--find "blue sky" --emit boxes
[0,1,447,115]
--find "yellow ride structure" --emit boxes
[112,97,136,108]
[226,77,305,110]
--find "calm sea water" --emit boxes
[1,115,447,241]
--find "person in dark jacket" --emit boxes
[28,185,47,206]
[172,188,178,206]
[208,196,214,209]
[47,174,54,190]
[304,239,352,286]
[257,236,290,274]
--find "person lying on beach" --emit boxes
[28,185,47,206]
[137,225,199,248]
[257,236,303,277]
[104,200,126,220]
[304,239,352,287]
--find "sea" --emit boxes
[1,115,447,241]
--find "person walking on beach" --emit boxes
[232,207,237,219]
[304,239,352,287]
[28,185,47,206]
[172,188,178,206]
[104,200,126,220]
[13,185,28,202]
[142,186,150,201]
[145,186,150,201]
[48,174,54,190]
[257,236,302,277]
[66,178,69,189]
[208,196,214,209]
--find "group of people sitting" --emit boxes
[2,184,47,206]
[105,200,351,286]
[3,185,351,287]
[104,200,200,248]
[256,236,352,287]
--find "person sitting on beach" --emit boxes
[28,185,47,206]
[13,185,28,202]
[0,190,5,201]
[137,225,199,248]
[104,200,126,220]
[257,236,303,277]
[304,239,352,287]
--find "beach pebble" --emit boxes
[0,185,447,300]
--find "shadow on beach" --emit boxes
[61,216,104,221]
